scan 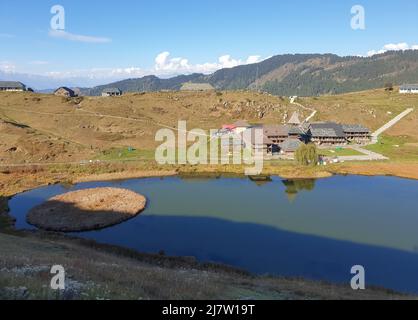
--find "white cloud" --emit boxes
[49,30,111,44]
[153,52,265,76]
[0,61,16,74]
[4,52,267,88]
[246,55,262,64]
[366,42,418,57]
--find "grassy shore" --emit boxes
[0,230,412,300]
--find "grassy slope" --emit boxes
[319,148,364,157]
[366,135,418,162]
[0,88,417,165]
[0,232,411,300]
[303,88,418,162]
[302,88,418,135]
[0,91,297,163]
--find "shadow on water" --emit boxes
[81,214,418,294]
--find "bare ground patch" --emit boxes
[27,188,146,232]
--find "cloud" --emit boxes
[49,30,111,44]
[154,52,265,76]
[246,55,262,64]
[0,61,16,73]
[5,52,267,88]
[366,42,418,57]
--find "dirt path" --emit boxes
[371,108,414,143]
[289,97,317,122]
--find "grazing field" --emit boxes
[302,88,418,138]
[0,88,417,183]
[319,148,364,157]
[365,135,418,162]
[0,88,416,166]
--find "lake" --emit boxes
[9,175,418,294]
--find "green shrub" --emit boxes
[295,143,319,166]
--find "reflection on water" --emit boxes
[248,175,273,187]
[8,175,418,294]
[282,179,316,202]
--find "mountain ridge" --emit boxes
[80,50,418,97]
[5,50,418,96]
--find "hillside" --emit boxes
[0,90,296,164]
[1,230,411,300]
[0,88,417,166]
[82,50,418,97]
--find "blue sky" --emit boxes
[1,0,418,87]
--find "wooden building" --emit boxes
[400,84,418,94]
[343,124,371,144]
[180,82,215,91]
[309,122,347,146]
[54,87,76,97]
[0,81,26,92]
[102,88,122,97]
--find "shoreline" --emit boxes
[2,161,418,227]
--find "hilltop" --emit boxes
[81,50,418,97]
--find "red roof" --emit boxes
[222,124,236,130]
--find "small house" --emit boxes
[279,138,303,155]
[102,88,122,97]
[0,81,27,92]
[400,84,418,94]
[180,82,215,91]
[54,87,76,97]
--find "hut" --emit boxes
[279,138,302,155]
[180,82,215,91]
[0,81,26,92]
[102,88,122,97]
[54,87,76,97]
[400,84,418,94]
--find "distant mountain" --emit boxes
[82,50,418,96]
[81,74,204,96]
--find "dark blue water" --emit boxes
[9,175,418,294]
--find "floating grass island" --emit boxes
[27,187,146,232]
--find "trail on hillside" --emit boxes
[289,97,317,122]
